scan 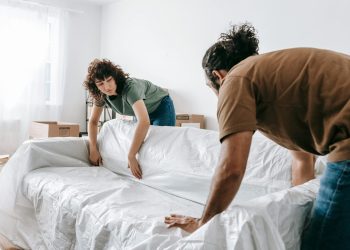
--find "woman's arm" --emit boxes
[88,105,103,166]
[128,99,151,179]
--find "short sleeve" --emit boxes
[94,97,105,107]
[125,83,145,106]
[217,76,257,142]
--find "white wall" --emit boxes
[100,0,350,130]
[40,0,101,132]
[61,1,101,132]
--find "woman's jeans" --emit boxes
[301,160,350,250]
[149,95,175,126]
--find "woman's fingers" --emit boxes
[90,158,98,166]
[135,164,142,177]
[129,158,142,179]
[130,165,142,179]
[135,166,142,179]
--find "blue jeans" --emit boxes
[301,160,350,250]
[149,95,175,126]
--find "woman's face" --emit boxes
[95,76,117,96]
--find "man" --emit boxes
[164,23,350,250]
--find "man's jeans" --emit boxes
[301,160,350,250]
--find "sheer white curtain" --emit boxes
[0,1,67,155]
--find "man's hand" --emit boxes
[128,155,142,179]
[164,131,253,233]
[89,148,103,166]
[164,214,201,233]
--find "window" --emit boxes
[45,15,60,104]
[0,3,67,154]
[0,4,63,106]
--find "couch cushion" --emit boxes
[98,120,293,203]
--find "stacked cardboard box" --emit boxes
[175,114,205,129]
[0,154,9,172]
[0,154,9,165]
[29,121,80,139]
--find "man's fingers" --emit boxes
[167,222,188,230]
[164,216,187,225]
[165,214,185,222]
[164,215,201,233]
[164,217,175,224]
[164,220,182,229]
[170,214,184,218]
[167,222,176,228]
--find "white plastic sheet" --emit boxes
[99,120,293,204]
[0,138,90,248]
[0,120,319,249]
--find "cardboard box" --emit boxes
[176,114,205,129]
[0,154,9,165]
[29,121,80,139]
[115,113,134,121]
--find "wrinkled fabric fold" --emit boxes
[0,120,319,249]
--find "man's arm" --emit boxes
[165,131,253,232]
[200,131,253,224]
[290,150,315,186]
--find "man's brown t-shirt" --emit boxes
[217,48,350,162]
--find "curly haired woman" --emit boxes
[84,59,175,179]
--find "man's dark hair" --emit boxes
[202,22,259,89]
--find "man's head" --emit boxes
[83,59,129,101]
[202,22,259,95]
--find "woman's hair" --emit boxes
[83,59,129,101]
[202,22,259,87]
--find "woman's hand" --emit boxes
[88,105,103,167]
[128,154,142,179]
[89,147,103,166]
[164,214,202,233]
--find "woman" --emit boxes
[83,59,175,179]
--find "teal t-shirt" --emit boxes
[96,77,168,116]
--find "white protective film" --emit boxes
[0,120,319,249]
